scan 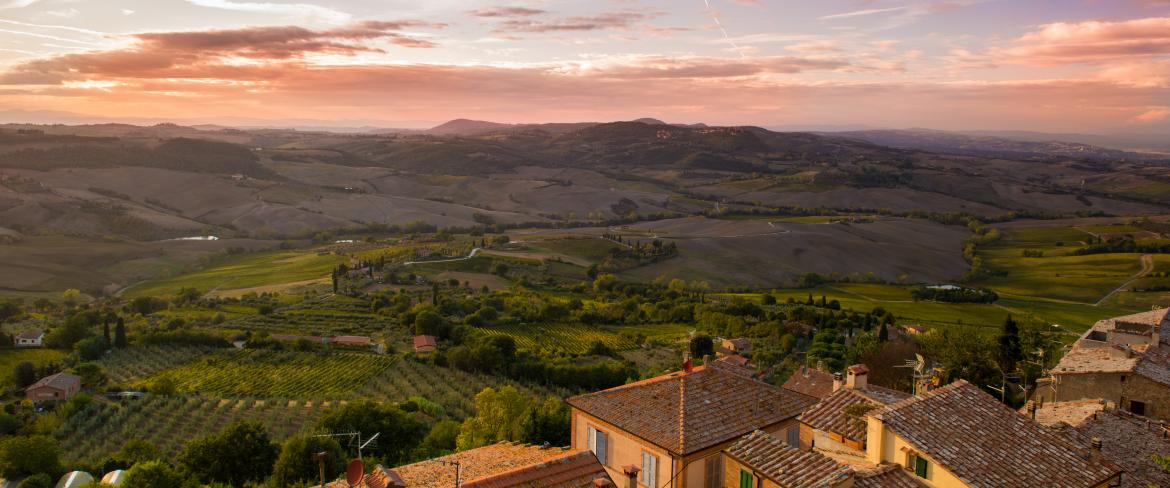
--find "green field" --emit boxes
[136,349,394,398]
[121,250,346,298]
[527,238,621,262]
[771,282,1127,334]
[56,395,329,465]
[473,322,690,354]
[974,223,1170,305]
[0,348,65,387]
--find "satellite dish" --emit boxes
[347,459,364,487]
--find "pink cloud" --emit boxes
[1009,16,1170,64]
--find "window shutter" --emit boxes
[596,430,607,465]
[915,456,928,478]
[588,426,597,453]
[704,456,723,488]
[786,426,800,448]
[739,469,752,488]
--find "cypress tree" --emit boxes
[878,321,889,342]
[997,314,1022,372]
[114,317,128,348]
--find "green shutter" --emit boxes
[915,456,928,478]
[739,469,752,488]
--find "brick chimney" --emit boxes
[622,465,641,488]
[832,372,843,392]
[846,364,869,389]
[1090,437,1102,462]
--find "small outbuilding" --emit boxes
[413,335,438,354]
[14,330,44,347]
[26,372,82,402]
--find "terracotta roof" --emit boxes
[462,450,611,488]
[799,386,911,442]
[1046,406,1170,488]
[26,372,80,391]
[567,365,816,456]
[16,330,43,340]
[726,338,751,350]
[873,381,1121,488]
[782,367,836,400]
[392,443,572,488]
[413,335,438,349]
[847,364,869,375]
[718,355,750,368]
[853,465,925,488]
[725,431,853,488]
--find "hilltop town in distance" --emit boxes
[4,0,1170,487]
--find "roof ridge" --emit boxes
[874,379,968,418]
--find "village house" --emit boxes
[1031,400,1170,488]
[413,335,438,354]
[1033,308,1170,420]
[565,358,816,488]
[26,372,81,402]
[861,380,1121,488]
[329,442,612,488]
[14,330,44,347]
[797,365,912,462]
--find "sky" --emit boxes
[0,0,1169,132]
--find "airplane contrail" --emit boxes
[702,0,746,58]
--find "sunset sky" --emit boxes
[1,0,1169,132]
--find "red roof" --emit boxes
[782,366,836,400]
[16,330,44,340]
[26,372,81,392]
[413,335,438,349]
[725,431,852,488]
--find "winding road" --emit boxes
[403,247,482,266]
[1095,253,1154,306]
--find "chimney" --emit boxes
[846,364,869,389]
[702,354,711,367]
[622,465,640,488]
[1027,401,1037,420]
[1090,437,1102,461]
[592,478,615,488]
[815,360,825,372]
[832,373,844,392]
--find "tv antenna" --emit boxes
[896,354,931,395]
[315,432,380,460]
[433,459,461,488]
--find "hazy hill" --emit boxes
[834,129,1169,162]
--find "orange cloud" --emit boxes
[1132,107,1170,123]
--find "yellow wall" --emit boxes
[571,409,799,488]
[866,420,967,488]
[573,409,674,488]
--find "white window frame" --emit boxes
[641,451,658,487]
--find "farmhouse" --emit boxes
[566,358,816,488]
[331,443,612,488]
[1034,309,1170,420]
[14,330,44,347]
[721,338,751,355]
[413,335,438,354]
[25,372,81,402]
